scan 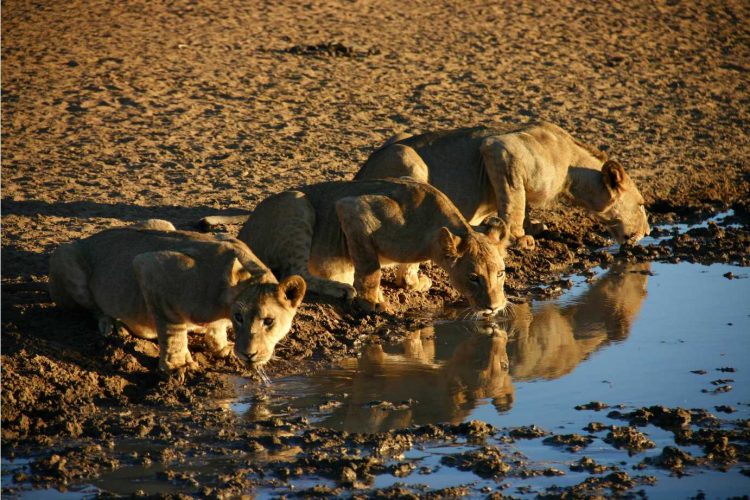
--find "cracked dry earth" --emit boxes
[2,0,749,497]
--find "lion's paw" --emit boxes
[212,342,234,359]
[355,298,390,314]
[516,235,536,250]
[159,350,196,373]
[321,281,356,301]
[408,275,432,292]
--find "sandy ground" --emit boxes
[2,0,749,495]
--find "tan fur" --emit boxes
[303,323,513,430]
[48,220,305,379]
[356,121,650,246]
[507,261,649,379]
[236,178,510,315]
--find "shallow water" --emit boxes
[4,261,748,497]
[234,261,750,497]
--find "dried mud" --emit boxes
[2,0,750,496]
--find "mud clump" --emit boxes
[541,471,657,498]
[604,426,656,454]
[607,405,693,429]
[31,444,119,486]
[441,446,512,478]
[542,433,594,452]
[575,401,610,411]
[644,446,699,473]
[584,422,609,433]
[284,42,380,58]
[508,425,550,439]
[569,456,616,474]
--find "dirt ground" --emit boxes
[2,0,749,496]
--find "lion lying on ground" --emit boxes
[225,177,510,315]
[355,121,650,247]
[48,220,306,380]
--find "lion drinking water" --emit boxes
[221,177,510,315]
[356,121,650,248]
[48,220,306,380]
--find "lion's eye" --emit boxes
[233,312,243,324]
[497,270,505,279]
[263,317,275,328]
[468,273,480,283]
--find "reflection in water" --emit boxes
[251,262,650,433]
[508,261,649,380]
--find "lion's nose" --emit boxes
[482,306,503,318]
[247,351,259,362]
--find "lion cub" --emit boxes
[235,177,510,315]
[48,220,306,379]
[356,121,650,247]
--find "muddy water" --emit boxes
[233,261,750,496]
[4,261,748,497]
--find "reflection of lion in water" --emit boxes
[507,261,650,380]
[314,323,514,432]
[298,262,649,432]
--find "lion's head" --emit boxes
[231,275,306,369]
[436,217,510,317]
[595,160,650,244]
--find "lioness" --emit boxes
[355,121,650,247]
[48,220,306,379]
[234,177,510,315]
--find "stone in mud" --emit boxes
[604,426,656,454]
[542,433,594,452]
[508,425,550,439]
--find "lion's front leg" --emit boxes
[156,320,198,381]
[353,266,386,312]
[480,137,530,248]
[335,197,389,313]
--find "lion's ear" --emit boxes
[278,275,306,308]
[437,227,461,259]
[475,216,510,247]
[602,160,627,194]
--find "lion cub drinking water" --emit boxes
[232,177,510,315]
[48,220,306,379]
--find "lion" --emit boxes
[48,220,306,380]
[355,121,650,248]
[230,177,510,315]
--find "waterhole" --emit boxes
[223,260,748,497]
[4,259,748,497]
